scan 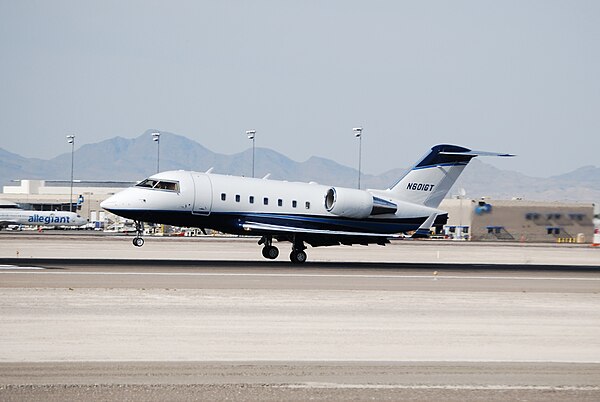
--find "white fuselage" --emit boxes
[100,170,443,236]
[99,144,510,262]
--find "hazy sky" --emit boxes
[1,0,598,177]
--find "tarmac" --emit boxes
[0,233,599,401]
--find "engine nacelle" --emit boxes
[324,187,375,219]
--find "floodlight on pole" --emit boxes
[246,130,256,178]
[353,127,363,189]
[66,135,75,212]
[151,132,160,173]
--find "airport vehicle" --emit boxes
[0,209,88,228]
[101,144,512,263]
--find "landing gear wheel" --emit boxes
[290,250,307,264]
[262,246,279,260]
[132,221,145,247]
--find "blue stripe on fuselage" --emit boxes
[103,209,441,235]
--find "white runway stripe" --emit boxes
[0,265,44,270]
[0,270,598,281]
[284,383,600,391]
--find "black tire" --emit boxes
[262,246,279,260]
[267,246,279,259]
[133,237,144,247]
[290,250,307,264]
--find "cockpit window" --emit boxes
[136,179,159,188]
[136,179,179,192]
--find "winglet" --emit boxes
[411,213,437,239]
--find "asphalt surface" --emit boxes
[1,261,600,293]
[0,235,599,401]
[1,362,599,402]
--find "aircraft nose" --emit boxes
[101,189,146,211]
[100,194,119,211]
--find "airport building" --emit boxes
[1,179,597,243]
[1,179,133,228]
[440,197,596,243]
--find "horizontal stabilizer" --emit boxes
[439,150,515,157]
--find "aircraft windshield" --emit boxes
[136,179,180,192]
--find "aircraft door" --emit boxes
[191,173,213,215]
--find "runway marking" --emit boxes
[0,271,599,281]
[284,383,600,391]
[0,265,44,270]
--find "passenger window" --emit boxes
[235,194,241,202]
[292,200,297,208]
[263,197,269,205]
[305,201,310,209]
[249,196,254,204]
[221,193,226,201]
[278,199,283,207]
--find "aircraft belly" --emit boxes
[104,210,447,237]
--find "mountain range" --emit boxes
[1,130,598,203]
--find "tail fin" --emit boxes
[386,144,513,208]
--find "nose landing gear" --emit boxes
[132,220,145,247]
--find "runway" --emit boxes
[1,262,600,293]
[1,236,599,400]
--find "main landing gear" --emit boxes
[259,235,307,263]
[290,237,307,264]
[289,248,307,264]
[132,220,144,247]
[259,236,279,260]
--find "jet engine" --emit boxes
[324,187,397,219]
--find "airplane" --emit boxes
[100,144,512,263]
[0,208,88,228]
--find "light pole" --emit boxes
[66,135,75,212]
[152,132,160,173]
[353,127,363,189]
[246,130,256,178]
[458,188,466,240]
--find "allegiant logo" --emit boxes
[28,215,71,224]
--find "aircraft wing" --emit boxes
[242,221,401,238]
[411,213,437,238]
